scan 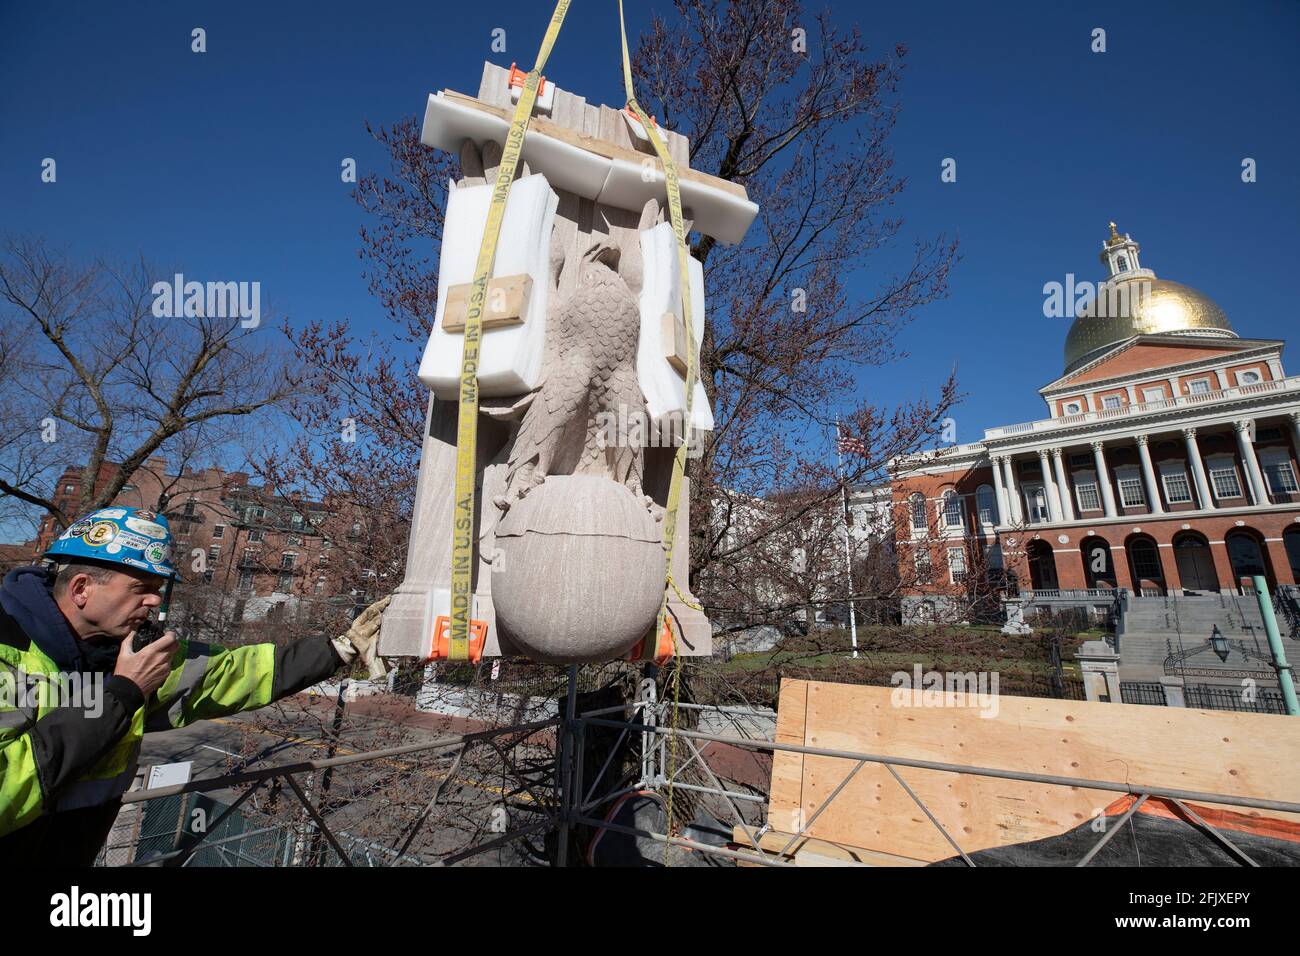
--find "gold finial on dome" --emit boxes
[1106,221,1121,244]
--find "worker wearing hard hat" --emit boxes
[0,506,389,865]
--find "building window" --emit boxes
[947,547,967,584]
[1075,480,1101,512]
[121,483,136,492]
[249,529,264,543]
[314,579,325,594]
[291,513,304,529]
[1117,471,1145,508]
[182,500,196,517]
[1130,540,1162,579]
[242,548,257,565]
[1236,369,1262,386]
[281,552,297,569]
[942,490,963,529]
[208,544,220,563]
[203,569,214,585]
[1142,387,1165,404]
[914,549,932,584]
[1208,459,1243,500]
[1259,448,1299,495]
[287,534,302,547]
[238,570,254,591]
[1026,485,1049,523]
[1063,401,1082,415]
[1101,395,1123,410]
[909,493,927,533]
[212,524,225,539]
[1160,466,1193,504]
[276,572,292,593]
[1116,256,1128,272]
[63,484,76,495]
[976,485,997,525]
[349,521,362,539]
[1187,378,1212,396]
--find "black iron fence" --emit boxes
[1120,681,1168,707]
[1184,683,1288,715]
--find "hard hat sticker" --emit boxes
[144,542,170,564]
[95,508,127,520]
[61,520,93,540]
[134,510,157,520]
[106,530,151,554]
[83,522,118,547]
[126,517,167,539]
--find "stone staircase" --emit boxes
[1117,594,1279,682]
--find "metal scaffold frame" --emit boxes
[105,668,1300,867]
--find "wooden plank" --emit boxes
[766,680,1300,864]
[441,275,532,333]
[767,677,808,834]
[442,91,750,201]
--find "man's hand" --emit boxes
[115,630,179,697]
[332,595,391,680]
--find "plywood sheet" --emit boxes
[767,680,1300,863]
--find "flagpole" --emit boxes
[836,419,859,659]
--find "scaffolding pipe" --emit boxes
[578,717,1300,815]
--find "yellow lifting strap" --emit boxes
[448,0,572,660]
[617,0,699,655]
[617,0,697,863]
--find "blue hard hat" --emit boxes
[44,507,180,580]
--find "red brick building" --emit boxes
[24,458,381,635]
[893,224,1300,623]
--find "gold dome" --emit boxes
[1063,276,1235,373]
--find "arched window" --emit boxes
[975,485,997,525]
[942,490,963,528]
[1116,255,1128,272]
[909,493,927,532]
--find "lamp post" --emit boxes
[1252,576,1300,716]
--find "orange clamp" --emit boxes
[626,618,675,666]
[508,62,548,96]
[429,615,489,663]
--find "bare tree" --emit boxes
[0,236,295,531]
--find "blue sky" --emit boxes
[1,0,1296,458]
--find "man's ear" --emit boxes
[69,573,92,609]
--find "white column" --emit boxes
[1269,359,1284,381]
[1215,368,1230,391]
[1125,385,1138,406]
[1002,456,1023,524]
[1291,412,1300,457]
[1167,376,1181,399]
[1038,449,1063,523]
[1183,427,1214,510]
[1092,441,1118,517]
[1052,448,1076,521]
[1135,435,1164,515]
[990,456,1010,526]
[1235,419,1269,505]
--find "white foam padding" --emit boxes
[418,173,558,400]
[421,93,759,246]
[636,222,713,433]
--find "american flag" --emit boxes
[836,423,866,457]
